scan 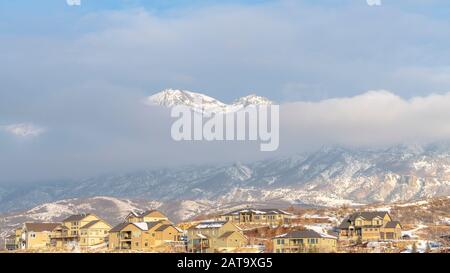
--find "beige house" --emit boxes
[125,210,169,223]
[187,221,248,253]
[219,208,294,225]
[51,213,111,249]
[338,211,402,242]
[79,219,111,247]
[273,229,337,253]
[109,210,183,251]
[18,222,60,250]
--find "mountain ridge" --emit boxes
[1,144,450,215]
[145,88,273,112]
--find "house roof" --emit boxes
[221,208,292,216]
[110,222,131,233]
[110,221,165,232]
[218,231,236,239]
[190,221,228,230]
[385,221,402,228]
[348,211,388,221]
[155,224,172,232]
[24,222,60,232]
[274,229,330,239]
[127,210,166,218]
[63,213,92,222]
[54,224,69,230]
[80,220,100,229]
[338,211,390,229]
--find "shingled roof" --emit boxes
[110,222,131,233]
[385,221,402,228]
[221,208,292,216]
[274,230,325,239]
[348,211,388,221]
[110,221,164,232]
[154,224,172,232]
[80,220,100,229]
[24,222,60,232]
[338,211,390,229]
[63,213,92,222]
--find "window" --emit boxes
[145,242,148,247]
[135,242,139,246]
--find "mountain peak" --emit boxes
[232,94,273,107]
[146,89,274,113]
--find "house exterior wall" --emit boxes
[79,221,111,247]
[63,215,99,238]
[109,223,182,251]
[220,213,289,225]
[273,237,337,253]
[187,222,247,253]
[24,231,52,250]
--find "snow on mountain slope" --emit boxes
[0,144,450,217]
[145,89,273,112]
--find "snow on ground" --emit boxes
[401,224,428,238]
[304,224,337,239]
[401,240,440,253]
[91,196,143,217]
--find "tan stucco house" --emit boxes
[273,229,338,253]
[187,221,248,253]
[338,211,402,242]
[219,208,295,225]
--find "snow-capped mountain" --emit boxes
[1,144,450,216]
[145,89,273,112]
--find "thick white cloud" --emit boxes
[280,91,450,150]
[2,2,450,183]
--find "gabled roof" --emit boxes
[110,221,164,232]
[110,222,131,233]
[218,231,236,239]
[63,213,92,222]
[384,221,402,228]
[221,208,292,216]
[126,210,166,219]
[190,221,228,230]
[155,224,173,232]
[80,220,110,229]
[339,211,390,229]
[274,230,328,239]
[24,222,60,232]
[348,211,388,221]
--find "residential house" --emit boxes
[51,213,111,249]
[79,219,111,248]
[125,210,169,223]
[187,221,248,253]
[338,211,402,242]
[272,229,337,253]
[219,208,294,225]
[18,222,60,250]
[109,210,183,251]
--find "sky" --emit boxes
[2,0,450,184]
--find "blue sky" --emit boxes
[2,0,450,183]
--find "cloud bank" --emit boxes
[2,1,450,183]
